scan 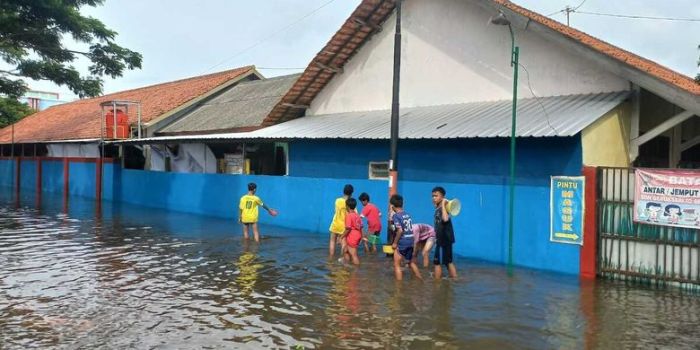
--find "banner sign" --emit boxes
[633,169,700,229]
[550,176,585,245]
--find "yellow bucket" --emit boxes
[382,245,394,254]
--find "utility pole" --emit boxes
[387,0,402,247]
[564,6,573,26]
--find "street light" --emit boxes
[489,10,519,274]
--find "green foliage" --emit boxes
[0,97,33,128]
[0,0,142,100]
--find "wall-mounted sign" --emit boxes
[550,176,585,245]
[633,169,700,229]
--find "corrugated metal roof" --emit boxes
[113,91,628,144]
[255,91,628,139]
[158,74,301,134]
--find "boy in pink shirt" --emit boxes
[359,192,382,253]
[343,197,362,265]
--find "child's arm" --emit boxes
[441,199,450,222]
[392,226,403,247]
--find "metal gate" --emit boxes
[597,167,700,290]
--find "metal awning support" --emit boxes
[681,134,700,153]
[630,109,695,153]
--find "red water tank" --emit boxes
[105,109,129,139]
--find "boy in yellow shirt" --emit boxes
[239,182,277,242]
[329,184,353,258]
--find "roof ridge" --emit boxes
[66,65,256,105]
[238,73,302,85]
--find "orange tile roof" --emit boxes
[0,66,255,143]
[263,0,698,126]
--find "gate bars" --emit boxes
[597,167,700,291]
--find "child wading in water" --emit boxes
[412,223,436,268]
[432,186,457,279]
[239,182,277,242]
[390,194,423,281]
[329,184,354,258]
[343,197,363,265]
[359,192,381,253]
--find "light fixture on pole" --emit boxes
[489,10,519,274]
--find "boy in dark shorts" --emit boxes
[359,192,381,253]
[432,186,457,279]
[390,194,423,281]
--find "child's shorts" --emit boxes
[347,231,362,248]
[433,243,453,266]
[397,240,414,261]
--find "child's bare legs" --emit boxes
[242,223,250,240]
[409,261,423,280]
[422,239,435,268]
[347,246,360,265]
[362,236,369,253]
[252,223,260,243]
[393,251,403,280]
[340,235,348,261]
[328,233,337,258]
[447,263,457,278]
[434,265,443,280]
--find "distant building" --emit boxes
[18,90,67,111]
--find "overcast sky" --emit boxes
[24,0,700,101]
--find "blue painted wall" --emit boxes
[0,159,14,188]
[20,159,36,190]
[42,160,64,194]
[0,136,583,275]
[289,138,582,185]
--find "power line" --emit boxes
[257,67,306,70]
[575,11,700,22]
[517,63,559,135]
[202,0,339,74]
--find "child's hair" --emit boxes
[358,192,370,202]
[646,202,661,209]
[432,186,446,196]
[346,197,357,210]
[343,184,354,196]
[248,182,257,191]
[390,194,403,208]
[664,204,682,215]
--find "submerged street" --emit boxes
[0,191,698,349]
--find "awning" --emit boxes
[111,91,629,144]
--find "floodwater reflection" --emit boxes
[0,190,699,349]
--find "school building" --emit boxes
[0,0,698,278]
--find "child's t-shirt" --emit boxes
[345,211,363,235]
[361,203,382,233]
[434,207,455,246]
[412,223,436,243]
[239,194,263,223]
[329,197,347,234]
[391,210,414,245]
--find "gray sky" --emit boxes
[25,0,700,101]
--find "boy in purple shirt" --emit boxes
[390,194,423,281]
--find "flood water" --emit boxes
[0,190,699,349]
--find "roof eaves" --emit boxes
[261,0,397,127]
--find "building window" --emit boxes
[368,161,389,179]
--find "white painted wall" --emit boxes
[309,0,629,115]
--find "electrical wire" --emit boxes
[517,63,559,135]
[257,67,306,70]
[572,0,588,12]
[575,11,700,22]
[202,0,339,74]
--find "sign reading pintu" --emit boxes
[550,176,585,245]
